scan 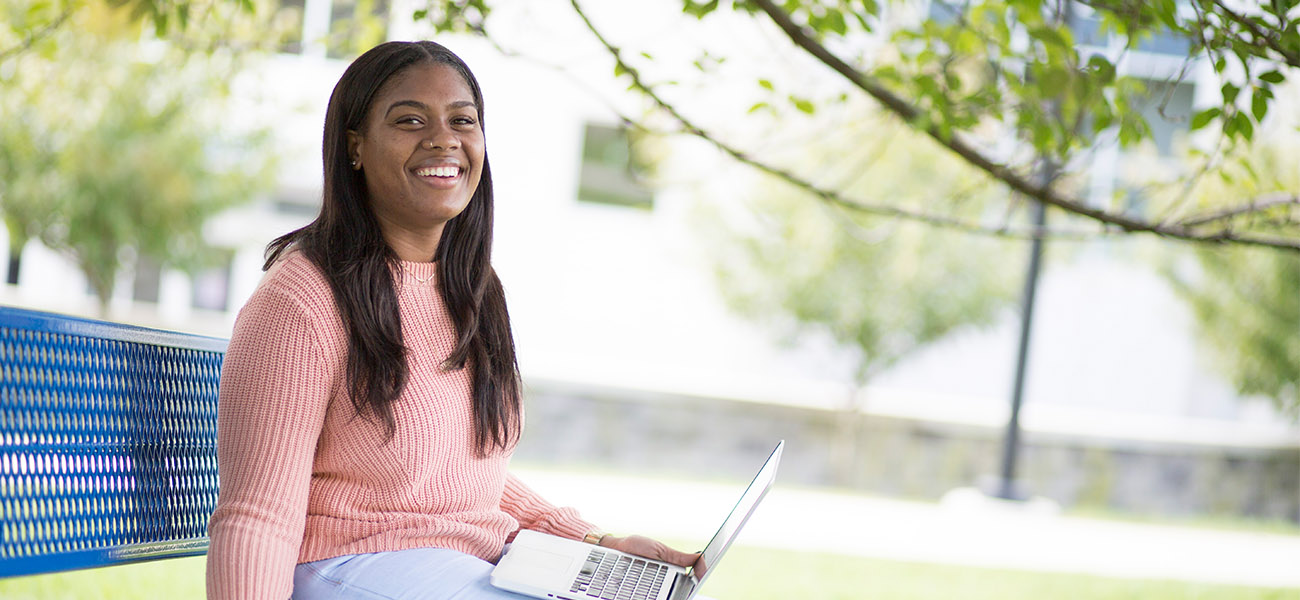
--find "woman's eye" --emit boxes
[453,116,477,126]
[396,116,424,126]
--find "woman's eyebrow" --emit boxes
[385,99,477,115]
[385,100,429,115]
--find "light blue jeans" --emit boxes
[292,547,528,600]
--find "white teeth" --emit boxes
[417,166,459,178]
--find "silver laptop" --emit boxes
[491,440,784,600]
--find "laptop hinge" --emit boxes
[665,573,696,600]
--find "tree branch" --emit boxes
[1178,193,1300,227]
[747,0,1300,251]
[569,0,1103,242]
[0,8,74,64]
[1207,0,1300,68]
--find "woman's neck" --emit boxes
[379,222,445,262]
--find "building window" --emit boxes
[576,123,654,210]
[326,0,390,59]
[927,0,960,25]
[1137,80,1194,157]
[132,256,163,304]
[1070,2,1191,55]
[275,0,307,54]
[1069,10,1107,48]
[192,253,233,312]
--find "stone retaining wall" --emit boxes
[516,384,1300,523]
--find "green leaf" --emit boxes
[1233,110,1254,141]
[1252,89,1269,122]
[758,78,775,91]
[1040,67,1069,93]
[1086,55,1115,83]
[1221,82,1241,105]
[789,95,816,115]
[849,1,875,32]
[826,10,848,36]
[1030,24,1068,49]
[1151,0,1179,29]
[1259,70,1286,84]
[1190,107,1221,130]
[873,65,901,84]
[748,102,769,114]
[1118,116,1147,147]
[682,0,720,19]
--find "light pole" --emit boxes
[995,186,1047,501]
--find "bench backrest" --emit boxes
[0,306,226,577]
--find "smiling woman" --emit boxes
[203,41,698,600]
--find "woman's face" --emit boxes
[347,62,485,259]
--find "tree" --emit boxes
[420,0,1300,251]
[1164,144,1300,416]
[702,112,1021,388]
[0,0,255,64]
[0,0,279,312]
[1172,246,1300,416]
[696,108,1022,480]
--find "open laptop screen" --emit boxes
[692,441,783,584]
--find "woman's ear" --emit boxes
[346,130,362,170]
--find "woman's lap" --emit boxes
[292,547,528,600]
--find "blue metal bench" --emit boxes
[0,306,226,577]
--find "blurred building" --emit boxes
[2,0,1296,520]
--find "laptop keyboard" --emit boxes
[569,548,670,600]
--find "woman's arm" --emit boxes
[206,286,335,600]
[500,472,595,541]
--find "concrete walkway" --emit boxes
[514,466,1300,590]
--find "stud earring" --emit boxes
[350,160,359,169]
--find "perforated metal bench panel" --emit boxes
[0,306,226,577]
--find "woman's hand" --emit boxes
[598,534,699,568]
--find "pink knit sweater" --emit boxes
[206,251,595,599]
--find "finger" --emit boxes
[650,544,696,567]
[660,549,699,568]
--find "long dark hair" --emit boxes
[266,41,520,454]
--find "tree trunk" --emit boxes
[832,383,866,488]
[6,248,20,286]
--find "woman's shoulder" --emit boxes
[244,248,338,322]
[258,247,325,291]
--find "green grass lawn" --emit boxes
[1,546,1296,600]
[707,546,1300,600]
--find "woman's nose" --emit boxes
[423,130,459,151]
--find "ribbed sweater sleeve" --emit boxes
[502,473,595,541]
[207,277,336,600]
